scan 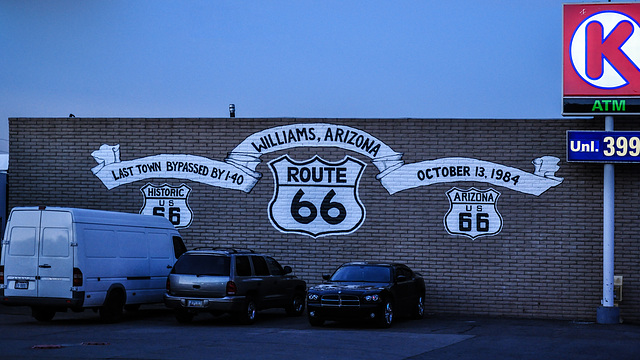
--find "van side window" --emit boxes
[172,236,187,258]
[251,256,270,276]
[235,256,251,276]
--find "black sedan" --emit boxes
[306,262,425,328]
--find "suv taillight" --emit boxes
[166,276,171,291]
[0,265,4,284]
[226,281,237,296]
[72,268,83,287]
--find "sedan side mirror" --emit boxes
[283,266,292,274]
[322,274,331,281]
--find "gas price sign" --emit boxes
[567,131,640,162]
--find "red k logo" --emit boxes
[585,18,634,86]
[565,5,640,96]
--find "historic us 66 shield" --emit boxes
[140,183,193,229]
[268,155,366,238]
[444,187,503,240]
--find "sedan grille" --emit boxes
[321,294,360,307]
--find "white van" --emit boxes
[0,206,186,322]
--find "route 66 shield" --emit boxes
[444,187,503,240]
[268,155,366,238]
[140,183,193,229]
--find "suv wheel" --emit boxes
[236,297,257,325]
[175,309,194,323]
[285,293,305,316]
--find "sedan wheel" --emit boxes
[378,300,394,328]
[308,315,325,327]
[414,296,425,319]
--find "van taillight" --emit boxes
[226,281,237,296]
[73,268,83,287]
[0,265,4,284]
[166,276,171,291]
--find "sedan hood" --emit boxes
[309,282,388,292]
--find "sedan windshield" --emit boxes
[330,265,391,282]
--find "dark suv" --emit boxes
[164,248,306,324]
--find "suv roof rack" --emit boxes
[215,247,255,254]
[191,247,255,254]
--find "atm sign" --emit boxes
[562,98,640,115]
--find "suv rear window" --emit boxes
[173,254,230,276]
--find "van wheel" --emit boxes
[124,304,141,313]
[100,291,125,323]
[235,297,257,325]
[285,292,305,316]
[32,307,55,322]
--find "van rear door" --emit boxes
[37,210,74,299]
[3,210,40,298]
[3,209,73,299]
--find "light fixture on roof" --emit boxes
[229,104,235,118]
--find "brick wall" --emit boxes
[8,117,640,322]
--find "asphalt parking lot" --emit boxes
[1,304,639,360]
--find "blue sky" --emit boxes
[1,0,599,154]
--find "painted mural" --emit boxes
[90,123,563,236]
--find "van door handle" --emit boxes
[167,265,173,269]
[39,264,51,268]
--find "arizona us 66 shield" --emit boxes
[444,187,503,240]
[268,155,366,238]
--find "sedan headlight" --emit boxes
[364,294,380,302]
[308,293,319,301]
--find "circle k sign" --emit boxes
[564,3,640,96]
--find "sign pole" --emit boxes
[597,115,619,324]
[563,2,640,324]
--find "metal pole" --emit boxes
[597,115,618,324]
